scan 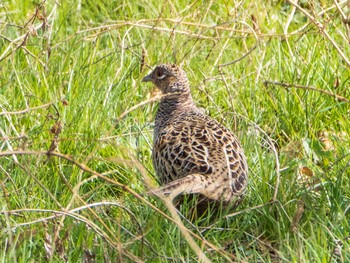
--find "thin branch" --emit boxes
[115,92,181,123]
[334,0,350,44]
[290,0,350,35]
[0,150,148,203]
[84,22,220,40]
[0,204,143,262]
[264,80,350,103]
[0,0,58,65]
[0,102,53,116]
[0,33,30,63]
[0,150,231,259]
[333,0,348,20]
[77,18,320,38]
[287,0,350,68]
[218,44,257,68]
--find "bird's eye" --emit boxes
[155,71,167,80]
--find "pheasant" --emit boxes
[142,63,248,213]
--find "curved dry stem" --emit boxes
[0,204,144,262]
[235,114,281,202]
[0,102,54,116]
[288,0,350,69]
[264,80,350,103]
[0,150,234,260]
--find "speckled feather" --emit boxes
[142,64,248,205]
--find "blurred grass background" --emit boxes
[0,0,349,262]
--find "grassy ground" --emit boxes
[1,0,350,262]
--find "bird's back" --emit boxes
[152,110,248,203]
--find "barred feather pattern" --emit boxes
[143,63,248,206]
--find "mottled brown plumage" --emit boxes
[142,64,248,211]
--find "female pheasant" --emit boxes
[142,64,248,212]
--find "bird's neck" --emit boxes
[160,91,195,110]
[154,92,196,136]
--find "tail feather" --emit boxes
[149,174,206,200]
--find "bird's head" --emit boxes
[142,64,190,94]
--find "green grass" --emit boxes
[1,0,350,262]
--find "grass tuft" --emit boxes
[1,0,349,262]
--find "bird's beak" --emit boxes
[142,74,152,82]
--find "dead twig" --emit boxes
[290,0,350,35]
[334,0,350,44]
[0,204,143,262]
[264,80,350,103]
[0,102,53,116]
[0,150,232,260]
[218,44,257,68]
[115,92,181,123]
[287,0,350,69]
[77,18,320,39]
